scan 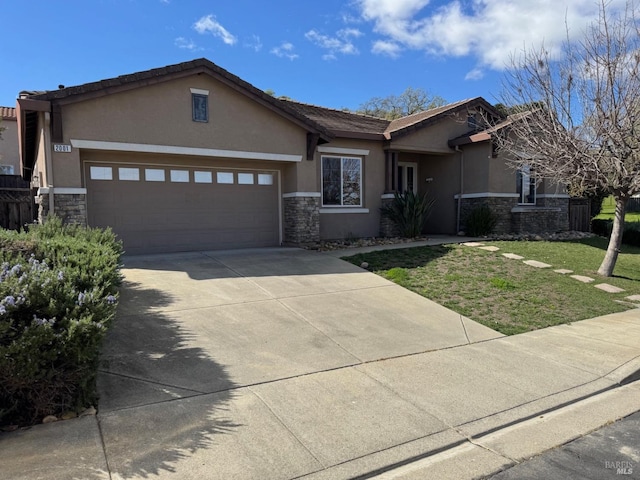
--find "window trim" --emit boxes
[321,155,363,208]
[192,92,209,123]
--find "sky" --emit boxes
[0,0,629,111]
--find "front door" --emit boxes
[397,162,418,194]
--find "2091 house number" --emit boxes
[53,144,72,153]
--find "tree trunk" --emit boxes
[597,196,627,277]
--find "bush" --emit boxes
[0,217,122,426]
[465,205,498,237]
[380,191,436,238]
[591,218,640,247]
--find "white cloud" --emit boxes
[245,34,263,52]
[270,42,299,60]
[465,67,484,81]
[355,0,629,70]
[174,37,200,51]
[305,28,362,59]
[193,14,237,46]
[371,40,402,58]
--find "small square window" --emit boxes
[194,171,213,183]
[119,167,140,181]
[217,172,234,184]
[238,173,254,185]
[258,173,273,185]
[145,169,165,182]
[170,170,189,183]
[90,166,113,180]
[192,93,208,122]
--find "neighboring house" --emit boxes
[0,106,19,175]
[16,58,569,254]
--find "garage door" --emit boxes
[85,162,280,254]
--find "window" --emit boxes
[517,165,536,204]
[258,173,273,185]
[397,162,417,194]
[90,166,112,180]
[0,165,14,175]
[217,172,234,184]
[145,169,165,182]
[118,167,140,181]
[238,173,254,185]
[170,170,189,183]
[194,171,213,183]
[192,93,208,122]
[322,156,362,207]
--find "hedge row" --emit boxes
[592,219,640,247]
[0,217,122,426]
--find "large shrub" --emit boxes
[591,219,640,247]
[0,217,122,426]
[465,205,498,237]
[380,191,436,238]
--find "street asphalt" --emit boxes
[0,245,639,480]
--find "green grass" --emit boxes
[595,196,640,222]
[344,238,640,336]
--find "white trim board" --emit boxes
[317,146,370,156]
[190,88,209,95]
[71,139,303,163]
[537,194,570,198]
[38,187,87,195]
[282,192,321,198]
[454,192,520,199]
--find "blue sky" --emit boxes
[0,0,625,111]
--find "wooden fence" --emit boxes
[569,198,591,232]
[0,175,36,230]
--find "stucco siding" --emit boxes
[462,143,490,194]
[0,119,19,173]
[390,115,471,153]
[61,75,308,159]
[418,154,459,234]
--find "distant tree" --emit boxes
[497,0,640,277]
[357,87,446,119]
[264,89,276,96]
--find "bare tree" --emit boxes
[497,0,640,276]
[357,87,446,119]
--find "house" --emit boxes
[16,58,569,254]
[0,107,19,175]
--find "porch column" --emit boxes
[385,151,399,193]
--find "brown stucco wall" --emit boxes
[461,143,490,194]
[389,115,472,153]
[416,153,459,234]
[0,119,20,173]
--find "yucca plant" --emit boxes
[381,191,436,238]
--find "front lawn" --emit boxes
[345,237,640,336]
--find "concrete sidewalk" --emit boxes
[1,248,639,480]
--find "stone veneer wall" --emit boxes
[37,193,87,226]
[459,197,517,235]
[283,196,320,245]
[379,197,400,237]
[511,197,569,233]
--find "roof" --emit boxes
[448,110,530,147]
[1,106,16,120]
[21,58,332,141]
[281,100,390,139]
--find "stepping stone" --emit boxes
[571,275,594,283]
[479,246,500,252]
[554,269,573,274]
[626,294,640,302]
[462,242,484,247]
[502,253,524,260]
[595,283,625,293]
[523,260,552,268]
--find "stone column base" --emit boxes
[36,192,87,226]
[283,195,320,245]
[379,195,400,237]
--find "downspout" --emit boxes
[455,146,464,233]
[43,112,55,217]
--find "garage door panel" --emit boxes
[86,162,280,254]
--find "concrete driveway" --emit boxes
[99,248,501,411]
[3,247,639,480]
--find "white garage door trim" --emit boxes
[72,139,302,163]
